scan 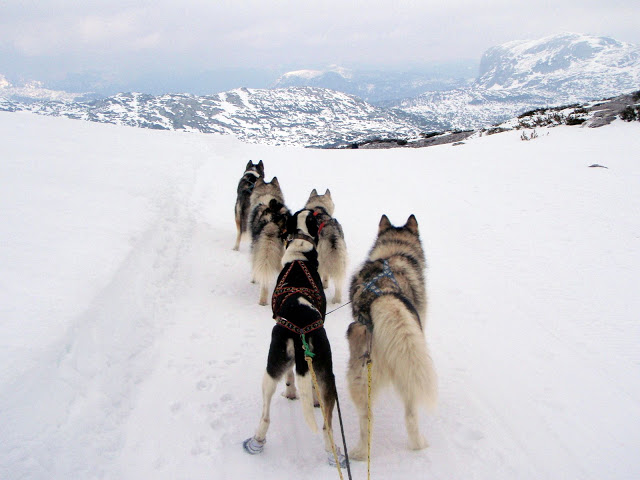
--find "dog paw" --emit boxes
[327,448,348,468]
[408,434,429,451]
[349,444,367,461]
[282,390,298,400]
[243,436,265,455]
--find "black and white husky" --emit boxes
[243,209,346,467]
[248,176,289,305]
[304,189,348,304]
[346,214,437,459]
[233,160,264,251]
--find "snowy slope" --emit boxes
[1,112,639,480]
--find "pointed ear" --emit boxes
[245,160,253,170]
[257,160,264,175]
[310,188,318,197]
[271,176,280,188]
[378,214,392,234]
[258,160,263,168]
[405,214,419,235]
[325,188,331,197]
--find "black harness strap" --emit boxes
[274,315,324,335]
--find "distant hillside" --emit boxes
[394,33,640,130]
[0,87,427,147]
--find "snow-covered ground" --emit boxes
[1,111,639,480]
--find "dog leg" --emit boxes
[331,276,344,304]
[233,219,242,251]
[282,366,298,400]
[258,282,269,306]
[347,363,370,461]
[404,399,428,450]
[255,372,278,441]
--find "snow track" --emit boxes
[1,112,639,479]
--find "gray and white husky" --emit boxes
[249,176,290,305]
[346,214,437,459]
[233,160,264,251]
[304,189,348,304]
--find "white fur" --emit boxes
[348,295,437,459]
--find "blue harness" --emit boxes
[361,259,401,295]
[357,259,401,330]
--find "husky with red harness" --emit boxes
[305,188,348,304]
[243,208,346,467]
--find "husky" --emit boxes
[346,214,437,460]
[243,209,346,467]
[233,160,265,251]
[304,189,348,304]
[249,176,290,305]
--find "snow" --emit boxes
[1,111,639,480]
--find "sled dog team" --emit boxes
[234,160,437,466]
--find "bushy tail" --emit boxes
[370,296,437,410]
[251,226,284,286]
[297,371,318,432]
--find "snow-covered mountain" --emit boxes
[395,33,640,129]
[0,87,427,147]
[0,74,87,103]
[273,65,472,103]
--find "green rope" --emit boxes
[301,333,315,358]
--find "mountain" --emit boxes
[0,74,89,103]
[395,33,640,130]
[0,87,427,147]
[272,64,474,103]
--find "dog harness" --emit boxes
[361,259,401,296]
[272,260,326,335]
[312,207,329,235]
[354,259,403,331]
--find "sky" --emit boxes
[1,0,640,94]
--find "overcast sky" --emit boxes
[1,0,639,93]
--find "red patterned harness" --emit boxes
[272,260,326,335]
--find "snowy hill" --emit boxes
[395,33,640,129]
[273,65,471,103]
[1,111,639,480]
[0,87,426,147]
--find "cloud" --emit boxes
[1,0,639,87]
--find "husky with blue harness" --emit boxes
[244,208,347,468]
[346,214,438,460]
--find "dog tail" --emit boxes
[252,225,284,284]
[297,371,319,432]
[370,295,438,410]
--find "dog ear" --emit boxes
[404,214,419,235]
[309,188,317,198]
[245,160,253,170]
[271,176,280,188]
[378,214,392,234]
[257,160,264,176]
[325,188,331,197]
